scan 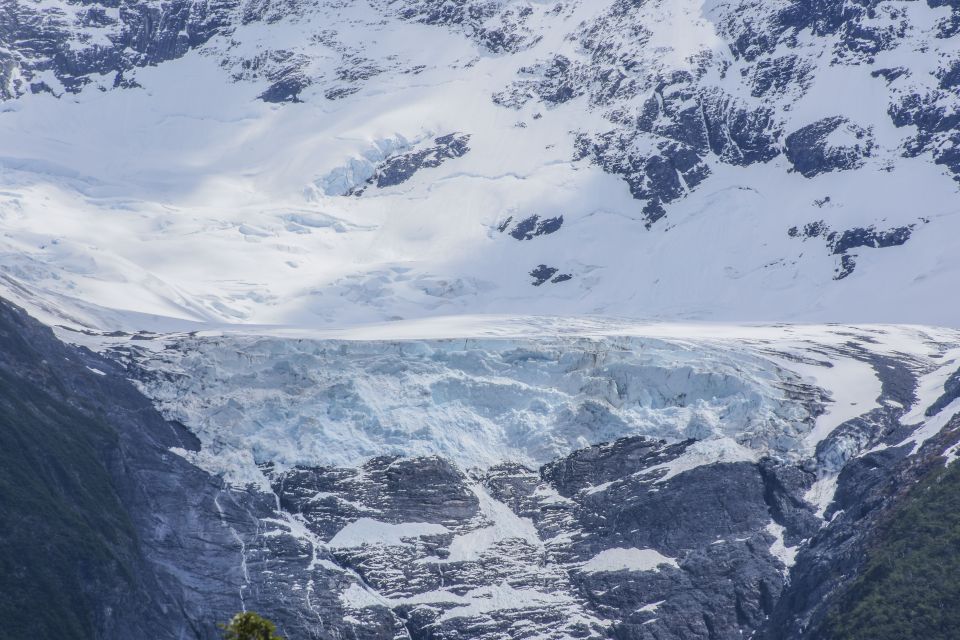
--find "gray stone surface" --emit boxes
[0,298,403,639]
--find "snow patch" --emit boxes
[340,583,388,609]
[786,355,882,450]
[944,442,960,467]
[580,548,678,574]
[899,397,960,456]
[445,483,542,562]
[328,518,449,548]
[804,474,839,520]
[901,353,960,425]
[437,583,577,622]
[641,437,759,484]
[638,600,665,613]
[765,522,798,574]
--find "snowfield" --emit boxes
[1,0,959,330]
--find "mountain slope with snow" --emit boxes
[80,316,960,640]
[1,0,959,329]
[4,2,960,639]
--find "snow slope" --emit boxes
[1,0,959,330]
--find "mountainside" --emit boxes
[53,314,960,639]
[3,2,960,639]
[1,0,959,328]
[0,298,402,640]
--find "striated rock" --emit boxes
[784,117,875,178]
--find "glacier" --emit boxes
[2,0,960,637]
[87,318,958,504]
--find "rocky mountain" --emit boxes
[0,297,407,639]
[2,1,960,639]
[4,299,958,640]
[20,312,949,639]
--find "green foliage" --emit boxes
[819,460,960,640]
[220,611,285,640]
[0,367,138,639]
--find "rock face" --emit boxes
[0,298,402,640]
[784,117,874,178]
[4,301,960,638]
[267,439,798,640]
[761,417,960,639]
[0,0,240,98]
[500,214,564,241]
[530,263,571,285]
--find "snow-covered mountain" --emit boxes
[3,2,960,639]
[2,0,959,328]
[45,315,960,639]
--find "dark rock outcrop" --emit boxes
[788,220,917,279]
[499,214,564,240]
[348,133,471,195]
[530,264,571,286]
[784,117,874,178]
[0,299,400,639]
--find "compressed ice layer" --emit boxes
[132,334,818,480]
